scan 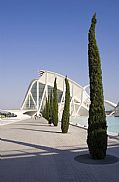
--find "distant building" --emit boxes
[21,70,90,119]
[21,70,116,119]
[114,102,119,117]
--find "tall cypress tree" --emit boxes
[87,13,107,159]
[48,95,51,123]
[61,77,70,133]
[42,99,46,118]
[42,97,50,123]
[45,97,49,121]
[52,78,58,126]
[49,90,53,124]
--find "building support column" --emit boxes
[37,80,39,116]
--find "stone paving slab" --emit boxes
[0,117,119,182]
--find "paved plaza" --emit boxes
[0,117,119,182]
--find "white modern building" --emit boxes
[21,70,90,119]
[21,70,117,119]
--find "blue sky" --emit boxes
[0,0,119,109]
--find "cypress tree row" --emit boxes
[61,77,70,133]
[52,78,58,126]
[87,13,107,159]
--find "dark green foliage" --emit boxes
[45,98,48,120]
[88,128,107,159]
[87,13,107,159]
[42,101,46,118]
[52,78,58,126]
[45,98,48,119]
[46,96,50,123]
[49,90,53,124]
[42,97,50,123]
[61,77,70,133]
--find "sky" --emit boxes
[0,0,119,109]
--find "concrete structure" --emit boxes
[21,70,116,118]
[114,102,119,117]
[21,70,90,119]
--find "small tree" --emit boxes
[42,97,50,123]
[42,100,46,118]
[61,77,70,133]
[52,78,58,126]
[45,98,49,120]
[47,96,51,123]
[87,13,107,159]
[49,90,53,124]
